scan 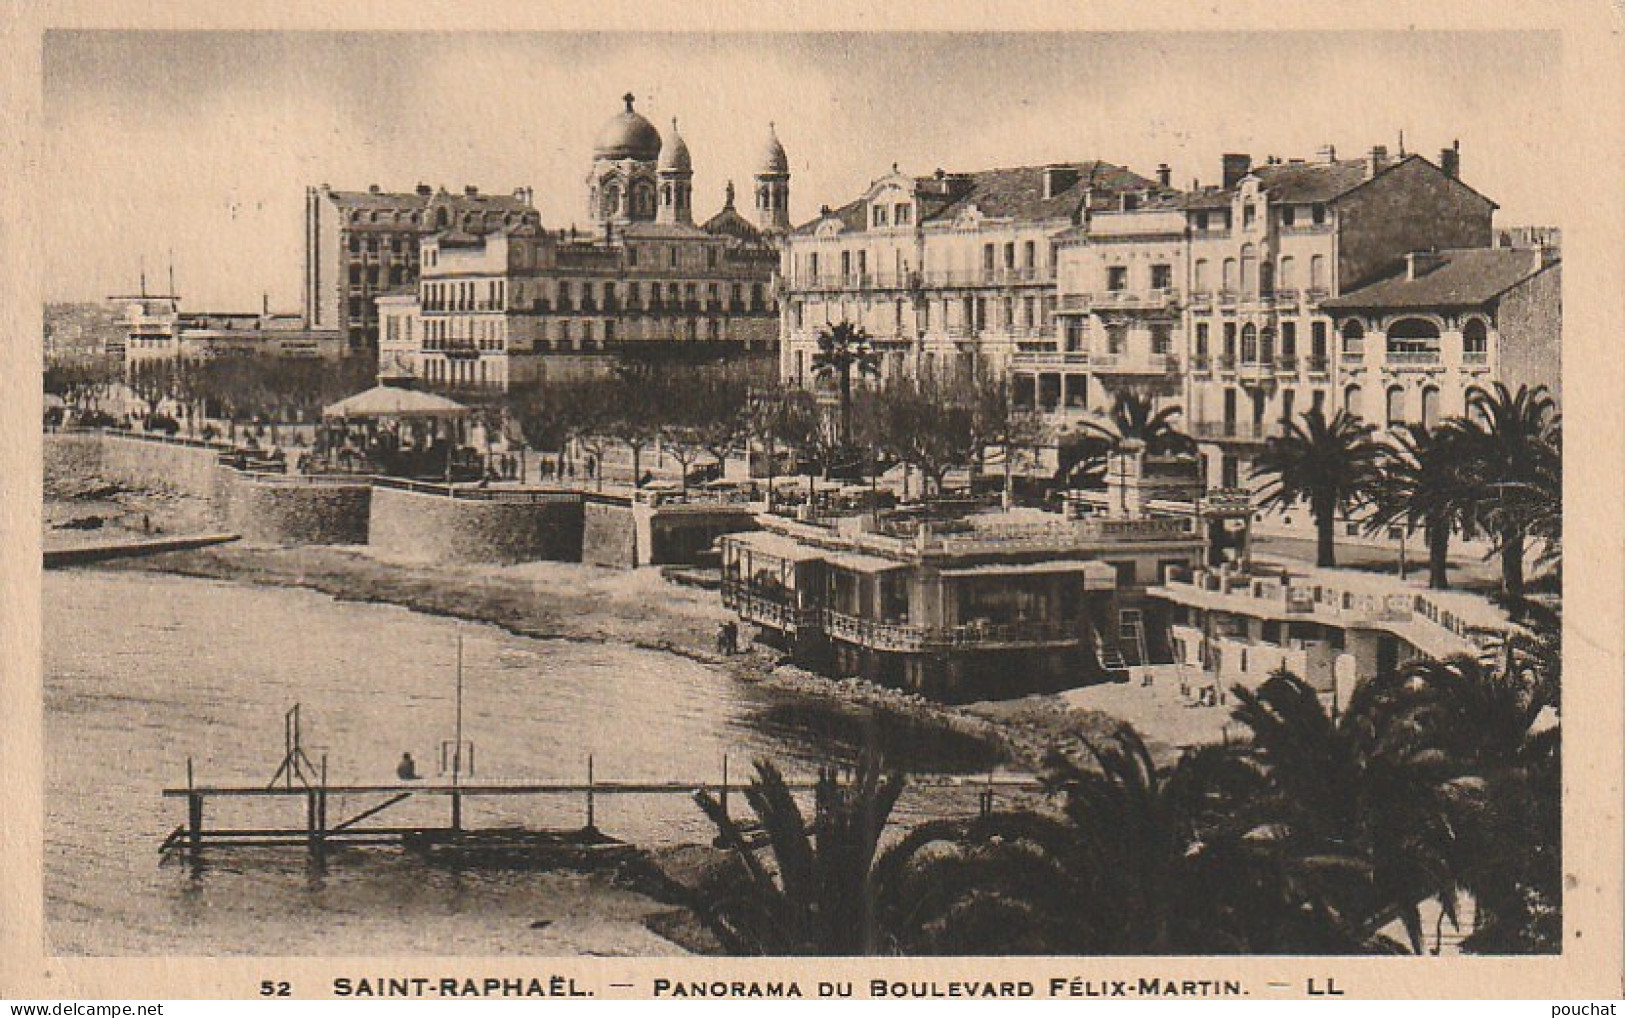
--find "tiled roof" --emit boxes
[619,221,711,239]
[702,205,764,243]
[790,197,869,237]
[1320,248,1551,310]
[791,161,1156,236]
[325,187,533,214]
[922,162,1156,223]
[1182,158,1372,209]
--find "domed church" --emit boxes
[375,93,787,392]
[586,93,791,237]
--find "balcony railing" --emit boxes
[721,584,823,632]
[1011,350,1090,368]
[1089,353,1180,375]
[1189,420,1277,442]
[1305,355,1330,375]
[1087,288,1181,311]
[823,609,1080,653]
[1462,350,1490,367]
[1058,293,1092,312]
[1274,355,1299,375]
[1385,350,1442,367]
[1341,347,1366,363]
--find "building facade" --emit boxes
[777,162,1158,390]
[112,294,345,368]
[1320,243,1561,419]
[1050,143,1499,487]
[378,96,784,391]
[303,182,540,353]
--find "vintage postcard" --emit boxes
[3,0,1622,1002]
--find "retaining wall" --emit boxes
[368,485,585,565]
[224,476,372,546]
[582,499,638,567]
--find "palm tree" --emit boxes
[1252,408,1383,567]
[809,322,880,447]
[1366,424,1479,590]
[1357,653,1561,953]
[1447,383,1560,606]
[1228,669,1472,952]
[874,728,1331,955]
[1084,388,1194,456]
[692,753,905,955]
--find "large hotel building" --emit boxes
[365,95,784,389]
[779,141,1560,490]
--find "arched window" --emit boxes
[435,207,449,230]
[1279,255,1296,289]
[1240,244,1257,295]
[1241,323,1258,363]
[1386,386,1407,427]
[1341,318,1365,356]
[1259,327,1276,364]
[1259,260,1275,296]
[1421,386,1441,429]
[1194,259,1209,292]
[1344,383,1363,419]
[1309,254,1327,291]
[1386,317,1441,358]
[1222,258,1237,294]
[1462,318,1489,358]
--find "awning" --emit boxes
[724,531,826,565]
[824,550,909,575]
[322,385,471,419]
[941,560,1118,590]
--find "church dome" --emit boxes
[757,122,789,175]
[594,93,662,162]
[658,118,692,173]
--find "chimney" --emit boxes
[1366,145,1389,178]
[368,183,381,194]
[1439,140,1461,179]
[514,186,533,204]
[1043,164,1081,199]
[1405,250,1445,280]
[1156,163,1172,188]
[1315,144,1338,164]
[464,185,479,197]
[1221,153,1252,190]
[416,183,432,197]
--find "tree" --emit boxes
[691,753,906,955]
[1448,383,1561,606]
[968,371,1051,509]
[1366,424,1479,590]
[742,385,821,510]
[1251,408,1383,567]
[860,374,980,497]
[810,322,879,447]
[1084,388,1194,457]
[1353,653,1560,953]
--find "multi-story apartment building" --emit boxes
[1320,243,1561,420]
[378,95,783,390]
[778,161,1157,389]
[1049,142,1499,487]
[303,182,540,353]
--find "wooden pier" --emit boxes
[159,766,1042,864]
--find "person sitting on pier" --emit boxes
[396,752,420,781]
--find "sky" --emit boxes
[43,30,1561,311]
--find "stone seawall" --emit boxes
[368,485,585,565]
[224,476,372,546]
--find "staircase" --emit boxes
[1119,608,1150,668]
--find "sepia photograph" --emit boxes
[7,7,1623,1001]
